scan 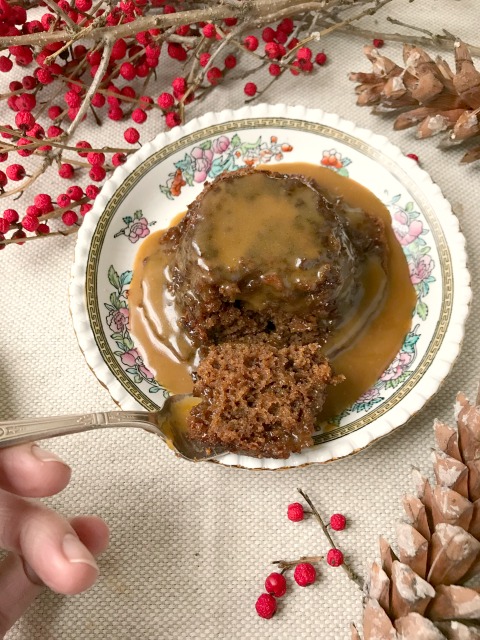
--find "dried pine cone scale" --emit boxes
[350,42,480,164]
[352,392,480,639]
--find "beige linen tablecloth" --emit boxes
[1,2,479,638]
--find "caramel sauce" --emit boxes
[129,163,416,426]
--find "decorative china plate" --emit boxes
[70,104,471,470]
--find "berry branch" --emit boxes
[0,0,473,249]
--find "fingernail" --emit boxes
[31,444,69,467]
[62,533,99,571]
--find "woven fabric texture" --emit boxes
[1,2,479,638]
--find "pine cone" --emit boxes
[349,42,480,164]
[352,391,480,640]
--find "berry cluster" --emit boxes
[0,0,388,249]
[255,491,352,620]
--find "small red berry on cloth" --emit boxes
[326,548,344,567]
[329,514,346,531]
[287,502,304,521]
[255,593,277,619]
[315,52,327,66]
[373,38,384,48]
[265,572,287,597]
[406,152,419,162]
[243,82,257,97]
[293,562,316,587]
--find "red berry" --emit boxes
[262,26,276,42]
[0,56,13,72]
[21,214,39,232]
[287,503,304,522]
[165,111,180,128]
[0,153,7,162]
[12,229,26,244]
[26,205,40,218]
[0,170,6,187]
[36,68,53,84]
[111,38,127,60]
[112,152,126,167]
[80,203,92,216]
[296,47,312,61]
[76,141,92,157]
[57,193,71,208]
[22,76,37,90]
[62,210,78,226]
[268,63,281,76]
[36,223,50,235]
[330,513,346,531]
[15,110,35,130]
[16,93,36,111]
[224,17,237,27]
[199,52,211,68]
[406,153,419,162]
[326,548,344,567]
[265,42,281,60]
[244,82,257,97]
[287,37,299,50]
[89,165,106,181]
[315,52,327,66]
[278,18,294,35]
[264,572,287,598]
[224,54,237,69]
[132,108,147,124]
[67,185,83,201]
[243,35,258,51]
[167,42,187,61]
[293,563,316,587]
[121,86,136,99]
[91,92,106,108]
[59,163,74,179]
[124,127,140,144]
[206,67,222,85]
[139,96,153,110]
[34,193,52,213]
[48,125,63,138]
[120,61,136,80]
[202,23,216,38]
[85,184,100,199]
[171,76,186,94]
[108,107,124,121]
[87,152,105,166]
[48,105,63,120]
[255,593,277,619]
[373,38,384,48]
[3,208,18,223]
[0,217,8,233]
[157,92,175,110]
[6,164,25,181]
[64,90,81,108]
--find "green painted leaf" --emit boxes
[114,351,124,356]
[120,270,133,287]
[133,210,143,220]
[160,186,174,200]
[231,134,241,148]
[108,265,121,291]
[149,386,160,393]
[420,245,431,255]
[200,140,212,150]
[115,341,128,352]
[122,216,133,225]
[337,168,349,177]
[126,367,138,374]
[134,375,143,383]
[384,372,411,390]
[416,299,428,320]
[124,336,134,350]
[405,201,414,212]
[110,292,120,308]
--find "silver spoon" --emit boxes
[0,395,226,462]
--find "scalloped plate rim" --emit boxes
[69,103,471,471]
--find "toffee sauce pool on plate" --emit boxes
[128,163,416,428]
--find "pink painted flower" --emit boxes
[392,209,423,246]
[212,135,230,154]
[409,254,434,285]
[191,146,213,182]
[357,387,381,403]
[127,217,150,243]
[381,351,413,381]
[120,348,153,379]
[107,307,129,331]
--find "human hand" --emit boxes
[0,443,109,637]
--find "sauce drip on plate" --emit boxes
[128,163,416,426]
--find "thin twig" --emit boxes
[297,489,364,589]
